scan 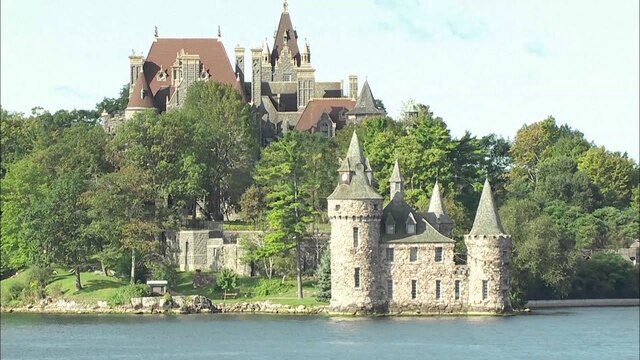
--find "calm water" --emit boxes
[1,307,638,360]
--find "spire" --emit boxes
[283,0,288,12]
[218,25,221,38]
[272,0,299,66]
[154,26,158,38]
[329,131,382,201]
[346,79,385,117]
[344,131,366,167]
[428,180,451,220]
[469,178,505,236]
[389,159,404,201]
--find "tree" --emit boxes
[534,156,600,212]
[218,268,238,300]
[314,248,331,302]
[95,84,130,114]
[240,185,267,227]
[578,147,638,208]
[255,132,329,298]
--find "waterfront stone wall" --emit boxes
[328,198,384,313]
[465,234,512,313]
[381,243,469,313]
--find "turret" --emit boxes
[128,51,145,97]
[464,179,512,313]
[125,70,156,120]
[426,181,454,236]
[389,159,403,201]
[328,132,384,313]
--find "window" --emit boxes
[435,247,443,262]
[373,204,378,210]
[435,280,441,300]
[411,280,417,299]
[386,248,394,262]
[283,73,292,82]
[455,280,461,300]
[410,247,418,262]
[407,223,416,234]
[387,280,393,299]
[386,224,395,235]
[354,268,360,288]
[335,204,340,211]
[482,280,489,300]
[353,228,359,248]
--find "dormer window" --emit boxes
[406,213,416,235]
[157,69,167,81]
[385,213,395,235]
[200,69,210,80]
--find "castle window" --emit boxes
[435,280,441,300]
[411,280,417,299]
[387,280,393,299]
[335,204,340,211]
[386,224,395,235]
[353,227,359,248]
[406,214,416,234]
[157,70,167,81]
[435,247,443,262]
[386,248,394,262]
[373,204,378,210]
[354,268,360,288]
[283,73,292,82]
[410,247,418,262]
[455,280,461,300]
[482,280,489,300]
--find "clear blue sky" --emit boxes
[2,0,638,160]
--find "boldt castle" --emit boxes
[103,1,512,314]
[328,132,512,314]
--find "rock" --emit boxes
[130,297,143,309]
[97,301,108,308]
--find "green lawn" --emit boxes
[2,268,326,307]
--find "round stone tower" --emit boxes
[327,132,384,313]
[465,179,512,313]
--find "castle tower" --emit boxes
[427,181,454,236]
[328,132,384,313]
[128,52,145,97]
[464,179,512,313]
[296,40,315,110]
[125,70,156,120]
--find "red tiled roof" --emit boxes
[295,98,356,131]
[127,72,155,109]
[142,38,243,110]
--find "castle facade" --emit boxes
[328,132,512,314]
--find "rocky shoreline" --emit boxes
[1,296,329,315]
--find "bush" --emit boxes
[108,284,151,307]
[46,282,65,299]
[148,261,179,288]
[27,266,52,299]
[217,268,238,296]
[253,278,293,297]
[1,282,26,306]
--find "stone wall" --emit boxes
[179,230,209,271]
[465,234,512,313]
[381,243,469,313]
[328,198,384,313]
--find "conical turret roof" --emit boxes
[427,180,452,224]
[127,72,155,109]
[390,159,403,182]
[343,131,366,168]
[469,179,505,236]
[346,80,385,116]
[328,131,382,200]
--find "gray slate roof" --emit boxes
[328,132,382,200]
[469,179,505,236]
[425,181,453,225]
[390,159,403,182]
[346,80,385,116]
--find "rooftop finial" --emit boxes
[154,26,158,38]
[283,0,288,12]
[218,25,221,38]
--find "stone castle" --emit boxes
[103,1,385,142]
[328,132,512,314]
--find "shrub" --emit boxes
[314,249,331,302]
[217,268,238,297]
[108,284,151,307]
[148,261,179,288]
[1,282,26,306]
[254,278,293,297]
[46,282,65,299]
[27,266,52,299]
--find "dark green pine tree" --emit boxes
[315,249,331,302]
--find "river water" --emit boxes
[1,307,638,360]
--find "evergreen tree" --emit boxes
[315,248,331,302]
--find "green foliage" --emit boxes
[1,281,27,306]
[95,84,129,114]
[253,278,293,297]
[148,261,179,288]
[240,185,267,227]
[570,252,639,299]
[578,147,637,208]
[218,268,238,295]
[107,284,150,307]
[314,249,331,302]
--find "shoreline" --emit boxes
[3,297,638,316]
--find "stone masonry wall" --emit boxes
[465,235,512,313]
[380,243,469,313]
[328,199,384,313]
[179,230,209,271]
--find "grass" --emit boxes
[1,268,326,307]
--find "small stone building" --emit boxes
[328,132,512,314]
